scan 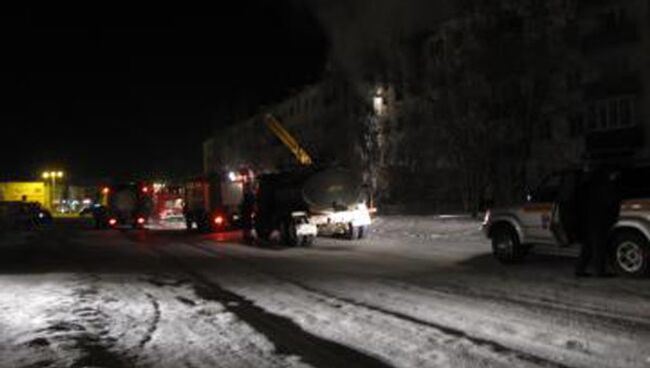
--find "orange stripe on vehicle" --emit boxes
[523,203,553,213]
[622,199,650,211]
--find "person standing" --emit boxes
[574,167,622,277]
[240,184,257,244]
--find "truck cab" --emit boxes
[183,173,245,233]
[99,182,154,229]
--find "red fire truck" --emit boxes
[183,170,252,233]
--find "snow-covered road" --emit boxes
[0,217,648,368]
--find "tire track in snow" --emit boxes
[21,230,138,368]
[184,240,570,368]
[262,275,573,368]
[32,275,135,368]
[390,281,650,333]
[138,293,161,349]
[150,245,392,368]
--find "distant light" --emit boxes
[38,212,45,219]
[137,217,146,225]
[57,172,64,178]
[228,172,238,182]
[373,96,384,115]
[42,172,50,179]
[82,199,92,205]
[102,187,110,195]
[109,218,118,226]
[142,187,149,193]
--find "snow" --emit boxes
[0,216,649,367]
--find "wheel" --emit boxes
[197,220,208,233]
[357,225,368,239]
[346,223,360,240]
[611,231,649,277]
[491,224,528,263]
[282,219,299,247]
[301,235,315,247]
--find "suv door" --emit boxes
[522,173,563,243]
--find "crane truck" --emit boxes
[254,115,372,246]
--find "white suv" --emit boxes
[482,166,650,277]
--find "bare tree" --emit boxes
[425,0,576,212]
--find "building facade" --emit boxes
[575,0,650,159]
[204,0,650,212]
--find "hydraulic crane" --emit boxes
[263,114,314,166]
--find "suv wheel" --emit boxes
[611,231,649,277]
[491,224,527,263]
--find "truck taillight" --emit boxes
[109,218,117,226]
[214,215,224,226]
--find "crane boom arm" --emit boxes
[264,114,313,166]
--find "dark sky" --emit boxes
[0,4,328,182]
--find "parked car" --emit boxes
[0,201,52,230]
[482,164,650,277]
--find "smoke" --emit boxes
[306,0,454,77]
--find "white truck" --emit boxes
[254,167,372,247]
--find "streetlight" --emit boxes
[42,170,65,211]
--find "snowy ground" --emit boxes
[0,217,648,368]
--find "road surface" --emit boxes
[0,217,649,368]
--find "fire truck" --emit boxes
[98,182,154,229]
[182,170,252,233]
[151,183,184,221]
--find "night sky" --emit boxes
[1,4,328,183]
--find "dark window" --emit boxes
[599,104,608,129]
[620,98,632,126]
[608,100,619,128]
[576,115,584,135]
[620,167,650,198]
[395,83,403,101]
[569,115,584,138]
[587,106,597,130]
[531,173,563,202]
[539,119,552,141]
